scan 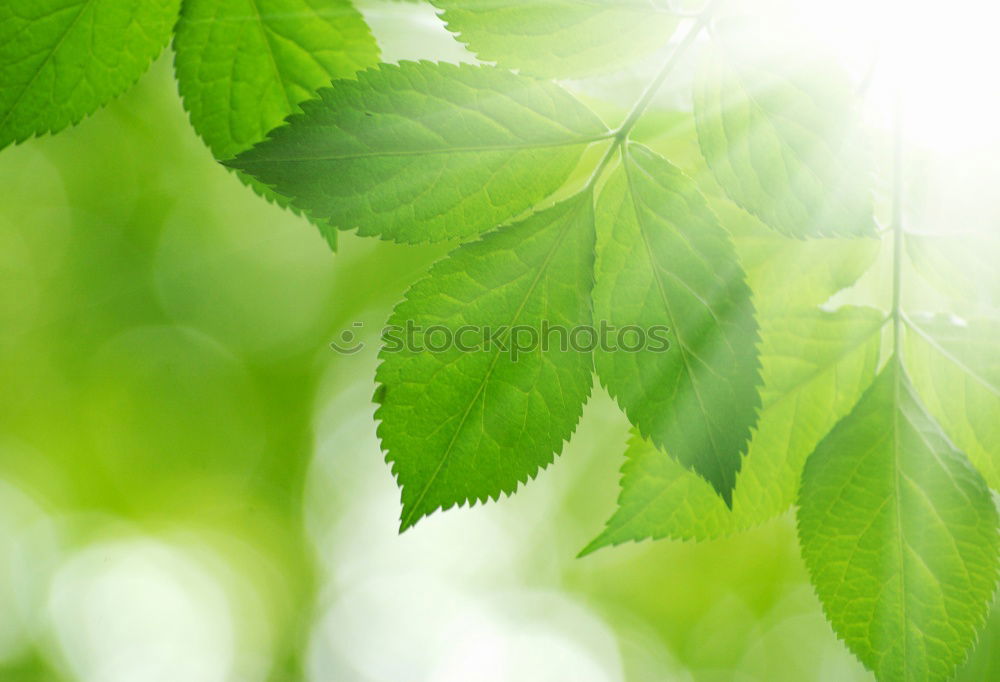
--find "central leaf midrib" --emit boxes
[400,196,589,527]
[891,362,910,680]
[622,153,731,492]
[236,135,611,164]
[245,0,295,114]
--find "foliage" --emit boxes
[2,1,997,680]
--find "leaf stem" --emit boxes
[585,0,723,189]
[890,91,905,359]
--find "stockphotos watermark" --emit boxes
[330,321,671,361]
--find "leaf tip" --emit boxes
[397,506,423,534]
[576,537,607,559]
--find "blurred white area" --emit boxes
[304,352,631,682]
[735,587,870,681]
[45,538,265,682]
[359,1,475,65]
[0,479,60,662]
[793,0,1000,151]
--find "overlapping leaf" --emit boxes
[584,306,883,551]
[174,0,379,249]
[376,194,596,530]
[798,359,999,682]
[694,20,876,238]
[635,110,881,312]
[174,0,379,161]
[0,0,181,149]
[593,143,760,504]
[228,61,610,243]
[906,314,1000,490]
[430,0,679,79]
[906,231,1000,310]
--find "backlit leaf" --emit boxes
[376,193,595,529]
[584,306,884,551]
[228,61,610,243]
[694,20,876,238]
[798,359,999,682]
[593,143,760,504]
[431,0,679,79]
[0,0,180,149]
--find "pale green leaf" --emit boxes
[430,0,679,79]
[694,20,876,238]
[798,359,999,682]
[906,314,1000,491]
[725,199,881,313]
[228,61,610,243]
[906,232,1000,310]
[584,306,884,552]
[376,193,595,530]
[0,0,180,149]
[634,111,881,311]
[593,143,760,503]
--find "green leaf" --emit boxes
[798,359,999,682]
[376,193,595,530]
[430,0,679,79]
[0,0,181,149]
[173,0,379,161]
[906,314,1000,491]
[228,61,610,243]
[593,143,760,504]
[693,20,876,238]
[583,306,884,552]
[173,0,379,250]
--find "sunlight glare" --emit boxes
[794,0,1000,151]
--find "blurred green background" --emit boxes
[1,2,998,681]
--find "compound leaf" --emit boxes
[430,0,679,79]
[584,305,883,551]
[694,20,876,238]
[906,314,1000,491]
[593,143,760,504]
[0,0,180,149]
[376,193,595,530]
[228,61,610,243]
[798,359,999,682]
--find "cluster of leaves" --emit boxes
[2,1,998,680]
